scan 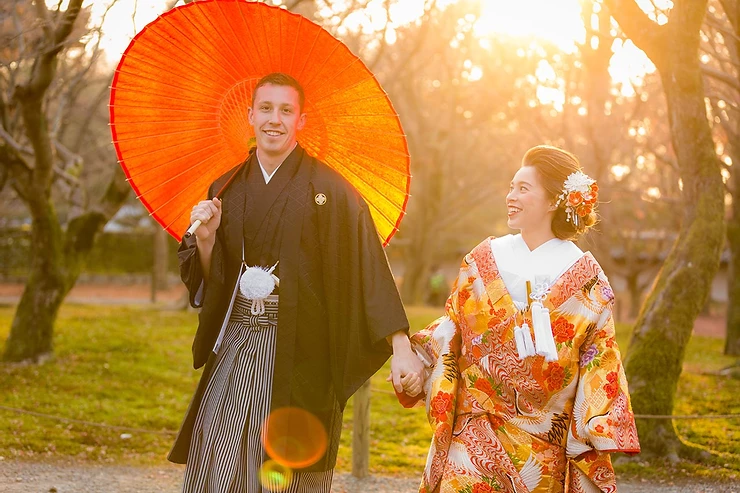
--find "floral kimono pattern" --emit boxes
[409,237,639,493]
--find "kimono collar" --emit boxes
[491,234,584,306]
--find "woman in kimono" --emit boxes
[396,145,640,493]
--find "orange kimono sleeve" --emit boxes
[566,303,640,492]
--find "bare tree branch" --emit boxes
[0,125,34,160]
[34,0,54,40]
[604,0,669,65]
[703,63,740,91]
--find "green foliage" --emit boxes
[0,230,181,277]
[0,305,737,480]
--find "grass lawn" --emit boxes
[0,303,738,480]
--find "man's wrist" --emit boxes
[196,234,215,250]
[390,330,412,354]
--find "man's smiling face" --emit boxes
[248,83,306,158]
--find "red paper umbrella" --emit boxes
[110,0,410,245]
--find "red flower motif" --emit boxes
[582,450,598,463]
[489,415,505,429]
[474,377,495,396]
[544,363,565,390]
[458,288,471,307]
[430,392,454,422]
[472,482,493,493]
[604,371,619,399]
[552,317,575,343]
[568,191,583,206]
[591,183,599,193]
[594,424,605,433]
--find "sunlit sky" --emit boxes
[75,0,672,103]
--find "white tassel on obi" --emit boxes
[514,322,536,359]
[531,301,558,361]
[490,234,584,362]
[238,261,280,315]
[529,281,559,361]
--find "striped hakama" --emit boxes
[182,292,333,493]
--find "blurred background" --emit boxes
[0,0,738,488]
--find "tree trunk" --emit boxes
[626,273,642,320]
[724,0,740,357]
[0,0,136,362]
[726,147,740,355]
[3,200,69,361]
[399,137,443,305]
[152,227,170,303]
[607,0,726,458]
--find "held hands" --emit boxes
[387,334,425,397]
[190,198,222,243]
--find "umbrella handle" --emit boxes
[184,220,201,239]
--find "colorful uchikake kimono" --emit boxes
[403,236,640,493]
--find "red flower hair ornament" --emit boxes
[554,171,598,227]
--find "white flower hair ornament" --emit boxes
[554,171,599,227]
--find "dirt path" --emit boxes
[0,461,737,493]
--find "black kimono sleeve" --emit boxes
[177,183,217,308]
[326,192,409,406]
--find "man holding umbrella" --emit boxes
[168,72,424,492]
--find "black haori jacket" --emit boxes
[167,146,408,471]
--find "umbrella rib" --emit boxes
[117,132,222,164]
[316,133,411,160]
[323,160,409,200]
[110,89,222,110]
[111,117,218,125]
[295,23,323,82]
[112,1,411,245]
[146,152,242,222]
[145,19,238,85]
[132,145,230,198]
[319,123,408,138]
[112,68,224,104]
[109,104,215,116]
[157,12,240,85]
[304,52,365,96]
[218,1,261,75]
[196,1,255,79]
[235,4,265,77]
[310,94,395,112]
[319,153,409,204]
[300,39,343,90]
[115,52,230,99]
[289,16,301,73]
[363,195,403,233]
[318,113,405,119]
[366,201,401,235]
[257,6,273,74]
[114,124,221,143]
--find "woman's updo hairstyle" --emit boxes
[522,145,598,241]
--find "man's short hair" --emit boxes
[252,72,305,111]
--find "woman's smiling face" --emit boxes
[506,165,556,233]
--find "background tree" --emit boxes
[605,0,727,458]
[700,0,740,356]
[0,0,130,362]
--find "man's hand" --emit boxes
[190,198,222,244]
[388,331,425,396]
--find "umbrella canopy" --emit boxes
[110,0,410,245]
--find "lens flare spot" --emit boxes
[259,460,293,492]
[262,407,328,469]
